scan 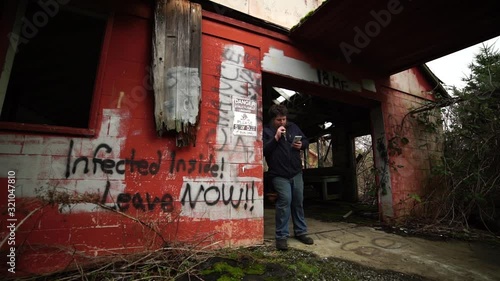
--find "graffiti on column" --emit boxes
[206,45,262,160]
[216,45,261,163]
[181,44,263,219]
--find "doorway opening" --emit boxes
[355,135,377,204]
[262,79,379,238]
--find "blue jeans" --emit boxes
[272,173,308,240]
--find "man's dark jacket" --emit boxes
[263,121,309,179]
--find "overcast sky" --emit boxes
[426,35,500,90]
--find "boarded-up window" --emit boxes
[152,0,202,147]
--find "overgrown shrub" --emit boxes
[426,44,500,232]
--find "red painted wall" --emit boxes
[0,2,264,275]
[0,1,442,276]
[380,69,443,219]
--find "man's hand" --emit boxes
[275,126,286,141]
[292,140,302,150]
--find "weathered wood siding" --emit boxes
[153,0,202,146]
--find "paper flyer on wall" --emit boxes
[232,97,257,136]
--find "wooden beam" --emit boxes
[152,0,201,147]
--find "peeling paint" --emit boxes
[262,47,376,93]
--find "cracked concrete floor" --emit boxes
[263,207,500,281]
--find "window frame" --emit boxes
[0,1,113,137]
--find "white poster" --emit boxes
[232,97,257,136]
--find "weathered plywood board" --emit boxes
[152,0,201,146]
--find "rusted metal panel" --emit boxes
[152,0,201,147]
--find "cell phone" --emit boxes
[293,136,302,143]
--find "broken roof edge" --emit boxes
[289,0,330,33]
[418,64,451,99]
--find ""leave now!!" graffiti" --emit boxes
[179,179,262,220]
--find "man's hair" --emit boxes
[268,104,288,119]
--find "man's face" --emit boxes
[273,115,287,128]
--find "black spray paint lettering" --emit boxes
[204,45,261,158]
[181,181,255,211]
[316,69,349,91]
[220,78,248,97]
[340,237,403,257]
[217,61,260,99]
[168,152,224,178]
[214,134,254,163]
[205,96,255,161]
[207,99,231,126]
[222,47,245,65]
[208,127,254,162]
[101,180,174,212]
[116,192,174,212]
[222,47,259,66]
[219,66,259,100]
[65,140,161,178]
[207,110,229,127]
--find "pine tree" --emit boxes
[443,44,500,232]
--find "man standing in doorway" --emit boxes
[263,104,314,251]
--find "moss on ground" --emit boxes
[200,259,266,280]
[186,246,428,281]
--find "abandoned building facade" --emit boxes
[0,0,449,275]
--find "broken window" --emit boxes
[307,133,335,169]
[0,0,107,133]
